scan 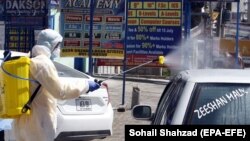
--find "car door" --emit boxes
[151,74,186,125]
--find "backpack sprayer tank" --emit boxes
[0,56,30,118]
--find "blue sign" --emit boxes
[105,25,123,31]
[126,0,182,56]
[84,24,102,31]
[65,23,82,30]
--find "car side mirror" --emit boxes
[132,105,152,120]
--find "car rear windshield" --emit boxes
[188,83,250,125]
[53,61,89,78]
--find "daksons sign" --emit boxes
[5,0,47,16]
[4,0,48,52]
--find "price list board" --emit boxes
[60,0,125,59]
[126,0,182,67]
[4,0,48,52]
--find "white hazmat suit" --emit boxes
[12,29,95,141]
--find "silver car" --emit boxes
[132,69,250,125]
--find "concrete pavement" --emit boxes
[93,77,167,141]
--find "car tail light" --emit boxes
[101,82,110,104]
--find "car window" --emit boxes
[186,83,250,125]
[53,61,89,78]
[152,75,186,125]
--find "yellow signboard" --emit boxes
[220,38,250,56]
[61,48,124,59]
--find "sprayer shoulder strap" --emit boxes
[22,83,41,113]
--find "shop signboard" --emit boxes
[98,0,182,66]
[60,0,125,59]
[4,0,48,52]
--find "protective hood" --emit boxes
[37,29,63,50]
[34,29,63,57]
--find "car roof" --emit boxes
[180,69,250,83]
[0,50,29,59]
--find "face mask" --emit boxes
[50,48,60,60]
[50,42,61,60]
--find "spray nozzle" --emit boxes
[94,79,103,85]
[152,56,165,65]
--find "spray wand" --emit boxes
[95,56,165,84]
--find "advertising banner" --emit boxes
[60,0,125,59]
[98,0,182,67]
[4,0,48,52]
[98,0,182,66]
[127,0,182,63]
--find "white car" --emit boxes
[132,69,250,125]
[0,50,113,141]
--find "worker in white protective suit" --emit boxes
[12,29,101,141]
